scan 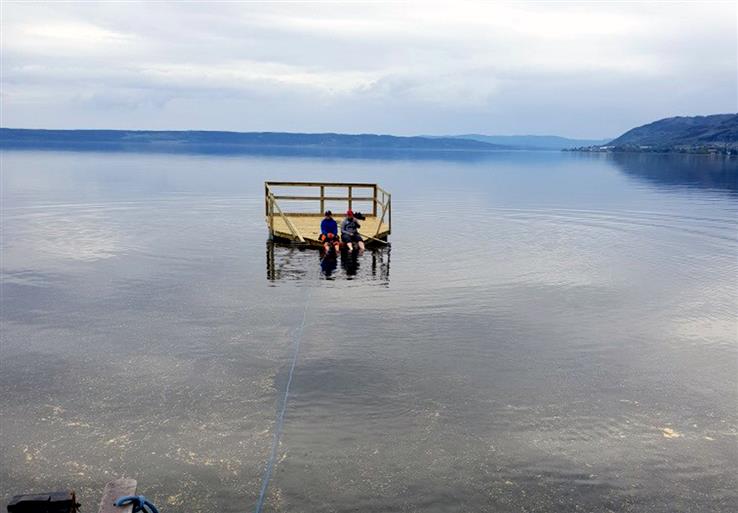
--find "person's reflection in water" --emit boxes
[267,242,389,283]
[340,247,360,277]
[320,249,338,278]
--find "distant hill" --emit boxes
[448,134,610,150]
[569,114,738,154]
[0,128,510,153]
[607,114,738,148]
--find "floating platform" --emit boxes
[265,182,391,247]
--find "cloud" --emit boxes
[11,20,135,54]
[1,1,735,137]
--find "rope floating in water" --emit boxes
[254,288,312,513]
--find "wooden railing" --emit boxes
[373,185,392,236]
[265,188,304,242]
[264,181,391,239]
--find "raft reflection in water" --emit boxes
[265,241,390,283]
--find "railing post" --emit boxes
[264,183,269,217]
[372,185,377,216]
[320,185,325,214]
[269,196,274,236]
[388,194,392,235]
[348,185,353,211]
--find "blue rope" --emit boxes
[254,288,312,513]
[114,495,159,513]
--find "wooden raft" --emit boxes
[265,182,391,247]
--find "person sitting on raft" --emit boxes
[341,210,365,252]
[319,210,340,253]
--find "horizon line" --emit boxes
[0,126,610,141]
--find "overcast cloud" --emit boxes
[1,1,736,138]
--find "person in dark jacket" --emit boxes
[340,210,365,252]
[319,210,340,253]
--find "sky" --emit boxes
[1,1,736,138]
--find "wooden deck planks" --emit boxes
[269,215,389,245]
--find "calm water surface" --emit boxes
[1,150,737,512]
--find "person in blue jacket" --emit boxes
[319,210,340,253]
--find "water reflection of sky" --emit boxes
[1,150,736,512]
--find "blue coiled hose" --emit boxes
[114,495,160,513]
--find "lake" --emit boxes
[1,149,736,512]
